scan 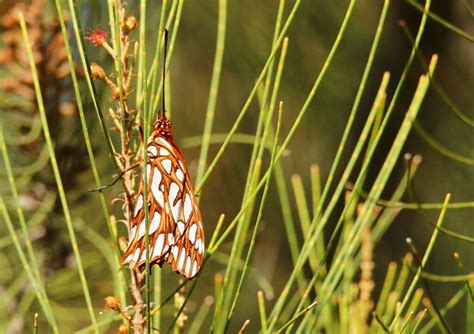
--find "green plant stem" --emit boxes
[0,198,59,333]
[195,0,227,186]
[53,0,126,304]
[257,291,268,332]
[195,0,302,194]
[68,0,120,175]
[400,23,474,128]
[0,128,59,330]
[389,193,451,330]
[19,14,99,334]
[225,103,283,329]
[212,3,288,329]
[149,0,185,120]
[147,0,168,121]
[321,63,436,320]
[405,0,474,42]
[413,121,474,165]
[267,0,385,326]
[189,296,213,333]
[276,301,318,333]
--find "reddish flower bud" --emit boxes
[86,28,108,46]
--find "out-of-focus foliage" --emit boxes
[0,0,472,333]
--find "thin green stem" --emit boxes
[389,194,451,330]
[226,103,283,329]
[0,198,58,333]
[406,0,474,42]
[195,0,227,186]
[19,14,99,334]
[400,23,474,128]
[68,0,120,174]
[54,0,126,304]
[195,0,302,194]
[413,121,474,165]
[0,128,58,329]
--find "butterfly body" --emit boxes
[121,112,205,279]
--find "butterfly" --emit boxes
[120,110,205,279]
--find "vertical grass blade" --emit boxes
[389,193,452,329]
[195,0,227,186]
[53,0,126,304]
[18,13,99,334]
[0,197,58,333]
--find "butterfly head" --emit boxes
[154,111,173,138]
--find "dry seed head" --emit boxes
[117,324,128,334]
[104,296,121,311]
[124,16,138,32]
[90,62,106,80]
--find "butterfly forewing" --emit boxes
[121,132,205,279]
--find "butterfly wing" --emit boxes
[121,135,205,279]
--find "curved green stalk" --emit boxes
[195,0,302,194]
[68,0,119,174]
[413,122,474,165]
[406,0,474,42]
[389,193,451,329]
[400,23,474,128]
[225,103,283,329]
[53,0,126,304]
[19,14,99,334]
[0,197,59,333]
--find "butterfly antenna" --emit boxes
[160,29,169,119]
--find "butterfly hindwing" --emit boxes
[121,135,205,279]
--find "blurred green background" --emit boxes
[0,0,472,332]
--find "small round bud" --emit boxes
[104,296,121,311]
[124,16,138,32]
[90,62,106,80]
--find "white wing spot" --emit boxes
[148,145,158,156]
[189,224,197,244]
[124,254,132,263]
[158,137,173,150]
[168,233,174,245]
[159,148,169,156]
[132,247,140,264]
[178,248,186,270]
[140,248,150,261]
[177,221,185,235]
[195,238,201,251]
[185,256,191,276]
[138,219,146,240]
[176,169,184,181]
[172,200,181,223]
[184,195,192,222]
[134,195,143,217]
[151,167,164,206]
[199,241,205,255]
[146,164,151,181]
[192,260,198,277]
[169,182,179,204]
[129,226,137,244]
[161,159,172,174]
[150,211,161,234]
[153,234,165,257]
[171,245,178,260]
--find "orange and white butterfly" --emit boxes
[120,111,205,278]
